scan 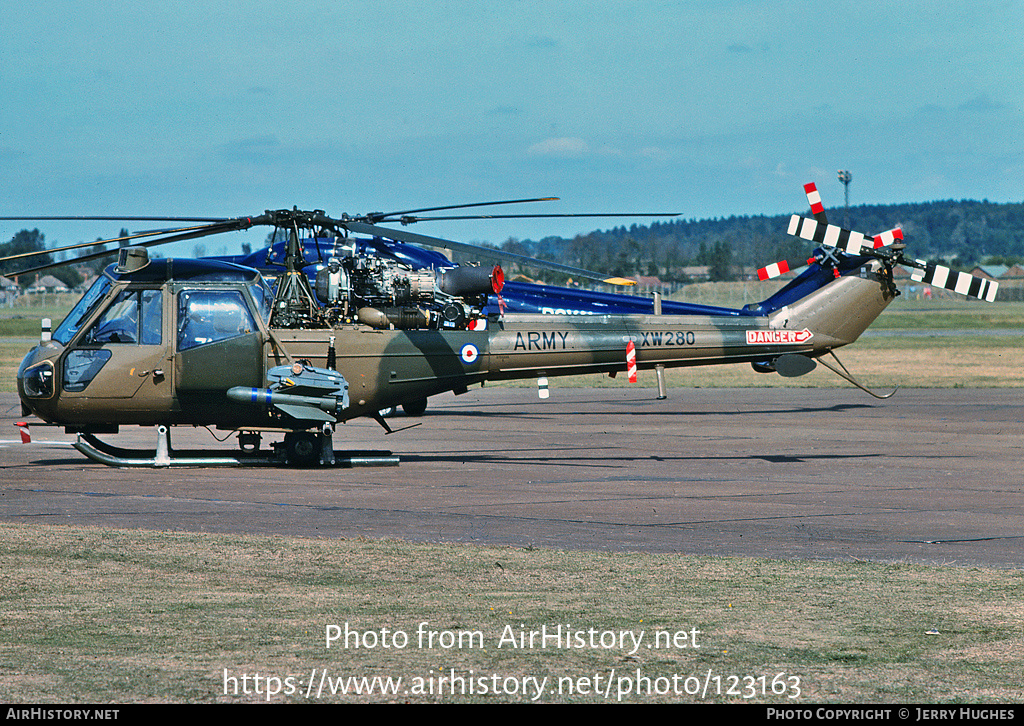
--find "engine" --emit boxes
[314,254,503,331]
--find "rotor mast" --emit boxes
[267,208,330,329]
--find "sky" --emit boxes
[2,0,1022,259]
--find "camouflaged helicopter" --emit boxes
[7,187,998,467]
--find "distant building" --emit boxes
[27,274,69,293]
[631,275,667,292]
[0,275,19,305]
[971,265,1008,280]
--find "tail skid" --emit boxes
[817,351,898,399]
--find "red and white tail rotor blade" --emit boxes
[756,257,814,281]
[871,227,903,249]
[800,183,902,250]
[804,182,828,224]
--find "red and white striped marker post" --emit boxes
[626,341,637,383]
[15,422,31,444]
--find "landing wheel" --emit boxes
[402,398,428,417]
[284,431,319,466]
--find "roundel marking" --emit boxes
[460,343,479,364]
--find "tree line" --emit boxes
[4,198,1024,288]
[0,229,130,288]
[485,198,1024,284]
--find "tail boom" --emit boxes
[766,259,897,349]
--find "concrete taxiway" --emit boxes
[1,387,1021,567]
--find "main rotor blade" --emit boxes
[365,197,559,223]
[395,212,681,224]
[342,220,636,286]
[6,219,250,278]
[0,215,229,223]
[0,224,220,266]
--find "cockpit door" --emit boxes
[173,289,264,390]
[58,287,173,415]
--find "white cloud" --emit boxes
[527,137,589,158]
[640,147,671,162]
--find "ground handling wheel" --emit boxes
[284,431,320,467]
[402,398,428,417]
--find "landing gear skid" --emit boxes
[73,425,399,468]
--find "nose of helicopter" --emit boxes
[16,341,63,419]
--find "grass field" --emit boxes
[2,523,1022,704]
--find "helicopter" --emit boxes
[7,187,998,467]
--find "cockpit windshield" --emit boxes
[52,276,113,345]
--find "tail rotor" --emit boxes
[757,183,998,302]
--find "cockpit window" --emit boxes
[81,289,162,345]
[53,276,112,345]
[177,290,257,351]
[249,278,274,324]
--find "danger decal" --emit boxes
[746,329,813,345]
